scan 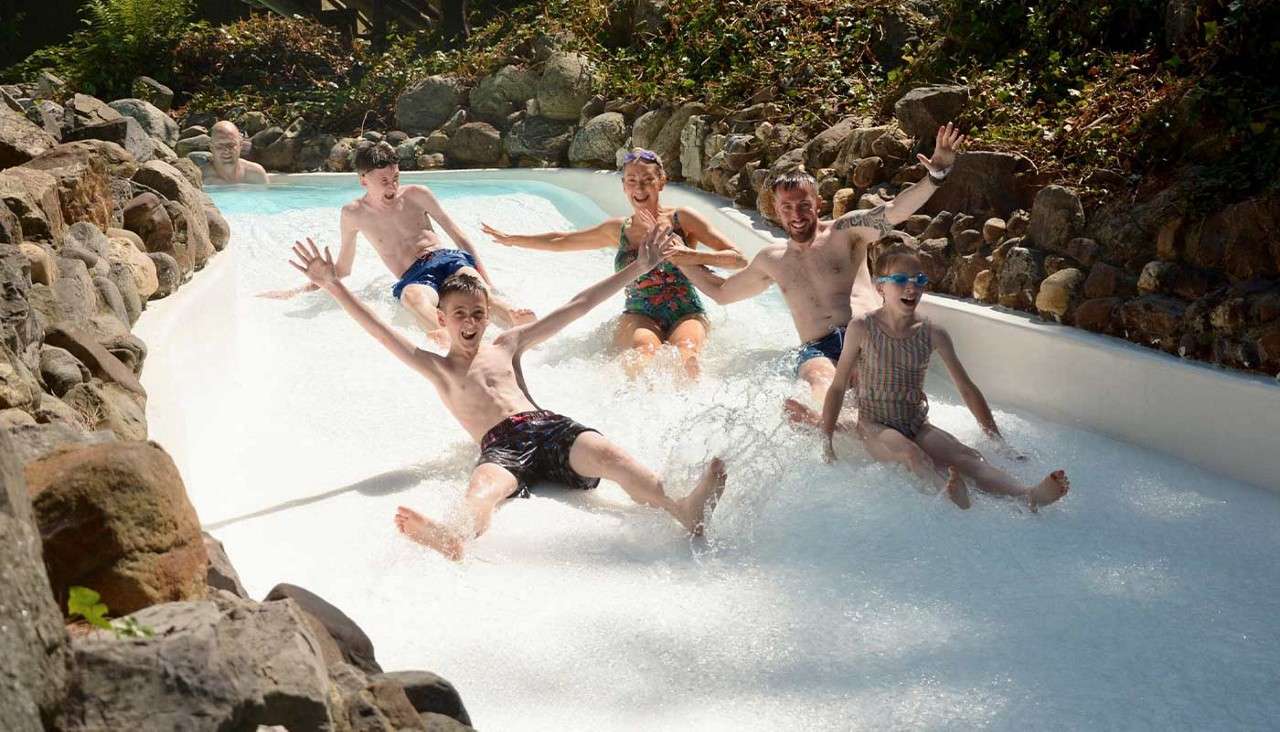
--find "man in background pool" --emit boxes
[264,141,534,347]
[204,120,269,185]
[286,222,727,561]
[680,124,966,427]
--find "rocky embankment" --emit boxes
[2,78,475,731]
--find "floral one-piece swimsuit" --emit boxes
[613,212,707,335]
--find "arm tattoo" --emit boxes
[833,205,894,239]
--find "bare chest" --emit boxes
[773,240,853,298]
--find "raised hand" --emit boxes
[918,122,967,174]
[480,222,517,246]
[288,238,339,288]
[638,223,675,270]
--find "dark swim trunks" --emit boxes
[391,249,478,300]
[477,410,601,498]
[795,326,847,374]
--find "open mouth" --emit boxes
[631,194,651,204]
[900,295,920,307]
[459,328,479,342]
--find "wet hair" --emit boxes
[621,147,666,178]
[354,141,398,174]
[438,272,489,306]
[770,169,818,195]
[876,244,923,276]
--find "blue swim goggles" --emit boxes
[876,272,929,286]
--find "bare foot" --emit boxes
[945,466,971,509]
[783,398,822,428]
[509,308,537,325]
[681,355,702,381]
[1028,469,1070,512]
[677,457,728,536]
[426,328,451,350]
[394,506,465,560]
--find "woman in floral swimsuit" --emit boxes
[482,149,746,379]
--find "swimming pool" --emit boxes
[136,172,1280,730]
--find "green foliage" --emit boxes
[3,0,194,98]
[67,586,154,639]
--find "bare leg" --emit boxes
[667,316,708,381]
[858,419,970,508]
[399,283,451,348]
[786,357,856,431]
[457,265,534,328]
[614,314,663,379]
[915,423,1068,511]
[567,431,727,535]
[394,463,518,560]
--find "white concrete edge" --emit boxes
[200,170,1280,491]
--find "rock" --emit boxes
[720,133,760,172]
[894,85,968,141]
[237,111,272,137]
[92,274,129,325]
[1156,217,1183,261]
[1074,297,1122,333]
[536,52,595,121]
[45,258,98,328]
[64,220,109,255]
[248,123,303,172]
[42,324,144,395]
[175,134,211,157]
[397,76,468,135]
[569,112,627,168]
[327,138,355,172]
[36,70,68,101]
[62,118,129,150]
[954,229,983,255]
[25,99,65,137]
[678,115,710,184]
[804,116,863,171]
[179,125,207,140]
[0,430,72,731]
[651,102,705,178]
[851,156,884,189]
[108,99,179,148]
[265,584,381,675]
[32,393,85,427]
[131,77,174,111]
[21,143,120,233]
[132,161,213,271]
[60,377,145,439]
[63,595,336,731]
[947,253,988,296]
[331,663,425,731]
[173,157,203,188]
[0,407,35,429]
[419,153,446,169]
[123,193,174,264]
[0,166,65,241]
[1029,184,1085,254]
[361,131,384,143]
[0,338,40,411]
[107,263,142,325]
[1066,237,1099,267]
[376,671,472,726]
[163,200,212,273]
[65,94,122,131]
[148,252,180,298]
[1185,193,1280,280]
[396,136,428,170]
[26,440,205,614]
[202,532,248,599]
[1255,322,1280,374]
[505,116,576,166]
[300,134,335,172]
[100,332,146,376]
[106,236,158,299]
[204,204,229,252]
[832,188,857,218]
[973,269,996,303]
[922,151,1028,221]
[2,419,114,466]
[445,122,503,166]
[831,125,893,176]
[424,130,450,155]
[440,109,467,136]
[1120,295,1187,351]
[631,107,671,150]
[917,238,951,285]
[982,218,1006,244]
[997,246,1042,309]
[385,130,409,146]
[19,241,56,285]
[903,214,932,237]
[1035,267,1086,322]
[1,106,57,167]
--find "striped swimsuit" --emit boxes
[856,316,933,439]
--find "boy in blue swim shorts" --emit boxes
[262,141,533,347]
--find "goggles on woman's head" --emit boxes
[621,150,660,164]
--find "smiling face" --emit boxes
[775,185,820,244]
[621,160,666,210]
[359,164,400,202]
[439,289,490,348]
[210,122,242,166]
[875,254,927,315]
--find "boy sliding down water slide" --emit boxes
[262,141,534,348]
[287,214,727,561]
[819,246,1070,511]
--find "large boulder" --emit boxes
[248,120,304,172]
[0,430,72,732]
[65,93,122,131]
[1029,185,1085,254]
[535,52,596,121]
[106,235,158,299]
[375,671,472,727]
[25,100,66,139]
[630,107,671,151]
[997,246,1042,310]
[131,76,174,111]
[469,66,536,127]
[678,115,710,185]
[803,116,863,171]
[569,112,627,168]
[505,116,576,166]
[25,441,206,614]
[174,134,210,158]
[122,193,175,269]
[894,85,969,141]
[131,161,213,270]
[396,76,467,135]
[108,98,179,148]
[21,142,120,232]
[920,151,1028,221]
[445,122,503,166]
[651,102,705,179]
[0,337,40,411]
[0,166,66,241]
[1185,193,1280,280]
[63,595,336,731]
[1034,267,1086,323]
[265,583,382,674]
[202,532,247,598]
[1,106,57,168]
[204,203,229,252]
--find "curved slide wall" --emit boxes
[148,169,1280,492]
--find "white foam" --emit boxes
[138,178,1280,730]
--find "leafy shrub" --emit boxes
[4,0,194,98]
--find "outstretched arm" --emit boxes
[257,209,358,299]
[480,219,620,252]
[665,208,748,269]
[414,186,494,286]
[506,221,674,352]
[681,251,774,304]
[821,318,868,462]
[288,238,436,379]
[932,325,1001,438]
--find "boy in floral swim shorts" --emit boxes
[287,226,727,561]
